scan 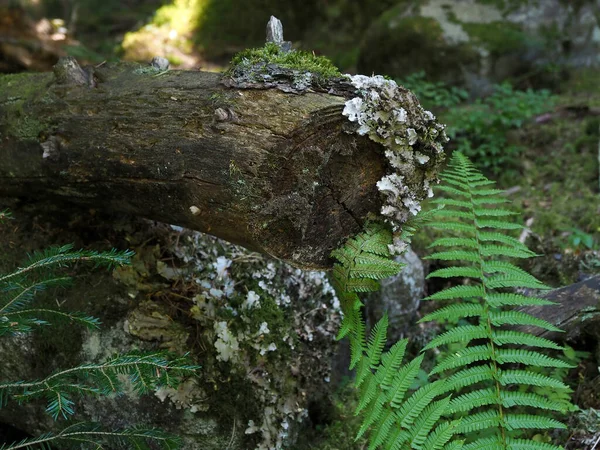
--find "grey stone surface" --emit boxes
[0,212,342,450]
[358,0,600,92]
[150,56,170,71]
[366,247,425,342]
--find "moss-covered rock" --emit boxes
[0,206,343,450]
[358,0,600,91]
[358,13,480,87]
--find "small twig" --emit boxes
[226,416,237,450]
[590,433,600,450]
[519,217,534,244]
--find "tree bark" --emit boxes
[517,275,600,342]
[0,58,386,269]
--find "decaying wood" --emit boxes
[517,275,600,342]
[0,57,386,269]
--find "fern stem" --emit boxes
[0,355,175,391]
[466,167,508,447]
[0,277,70,313]
[4,428,177,450]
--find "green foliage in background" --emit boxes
[330,153,573,449]
[445,84,555,174]
[398,71,469,110]
[0,234,199,449]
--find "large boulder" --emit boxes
[0,205,342,450]
[358,0,600,91]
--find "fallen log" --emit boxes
[0,56,387,269]
[0,17,448,269]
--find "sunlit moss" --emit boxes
[121,0,205,64]
[151,0,205,35]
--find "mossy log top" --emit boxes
[0,57,386,269]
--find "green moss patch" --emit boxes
[462,21,531,55]
[357,15,479,84]
[0,72,54,142]
[228,42,341,79]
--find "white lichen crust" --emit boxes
[155,228,341,450]
[342,75,448,252]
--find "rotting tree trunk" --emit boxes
[517,275,600,342]
[0,58,386,269]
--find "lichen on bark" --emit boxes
[342,74,448,253]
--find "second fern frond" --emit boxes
[421,152,574,449]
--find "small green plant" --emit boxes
[397,71,468,110]
[445,83,555,174]
[0,241,199,449]
[561,226,597,252]
[331,152,573,449]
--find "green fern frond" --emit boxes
[377,339,408,387]
[409,396,452,447]
[387,354,425,408]
[498,370,569,390]
[473,208,516,217]
[357,392,387,439]
[495,349,574,368]
[332,151,572,449]
[500,391,566,412]
[425,222,477,233]
[368,409,397,450]
[479,244,535,259]
[430,345,494,375]
[504,437,563,450]
[0,351,199,419]
[424,285,484,301]
[427,238,479,250]
[483,260,544,281]
[421,421,463,450]
[485,274,550,290]
[430,198,472,209]
[447,388,498,413]
[395,381,445,428]
[504,414,566,431]
[356,374,381,415]
[422,325,488,351]
[366,315,389,369]
[485,292,556,307]
[435,184,469,198]
[419,304,485,323]
[475,219,523,230]
[461,435,505,450]
[492,330,563,350]
[0,422,181,450]
[422,151,573,449]
[489,311,563,332]
[429,209,473,220]
[425,250,480,262]
[453,410,500,434]
[439,365,495,394]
